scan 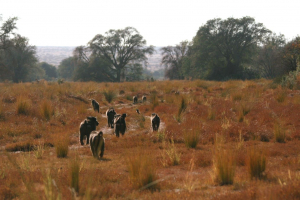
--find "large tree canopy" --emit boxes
[39,62,57,80]
[89,27,154,82]
[191,17,270,80]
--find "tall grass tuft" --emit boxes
[16,96,31,115]
[34,141,45,159]
[0,103,4,120]
[184,129,200,149]
[70,156,80,193]
[214,134,235,185]
[276,89,287,103]
[175,96,188,122]
[163,138,181,166]
[103,90,116,103]
[214,148,235,185]
[55,134,69,158]
[44,169,61,200]
[247,148,267,179]
[274,122,286,143]
[126,150,159,191]
[150,93,159,110]
[40,100,54,120]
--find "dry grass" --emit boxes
[1,80,300,199]
[247,148,267,179]
[103,90,116,103]
[40,100,55,120]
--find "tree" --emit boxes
[254,34,286,78]
[58,57,76,80]
[0,16,18,50]
[39,62,57,80]
[281,37,300,73]
[72,46,115,82]
[0,34,38,82]
[191,17,270,80]
[161,41,189,80]
[125,63,143,81]
[89,27,154,82]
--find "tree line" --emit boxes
[1,15,299,83]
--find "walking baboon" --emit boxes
[89,131,105,159]
[106,108,116,128]
[91,99,99,113]
[79,116,99,145]
[114,114,127,137]
[151,113,160,131]
[133,96,138,104]
[142,96,147,102]
[136,109,140,114]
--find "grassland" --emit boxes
[0,79,300,199]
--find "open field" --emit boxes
[1,79,300,199]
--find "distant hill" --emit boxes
[36,46,163,72]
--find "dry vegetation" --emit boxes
[1,79,300,199]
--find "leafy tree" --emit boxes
[161,41,189,80]
[125,63,143,81]
[190,17,270,80]
[0,16,18,50]
[89,27,154,82]
[39,62,57,80]
[57,57,76,80]
[254,34,286,78]
[0,34,38,82]
[72,46,115,82]
[281,37,300,73]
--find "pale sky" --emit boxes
[1,0,300,47]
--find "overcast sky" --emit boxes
[1,0,300,47]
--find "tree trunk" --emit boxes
[116,68,121,82]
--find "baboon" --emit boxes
[91,99,99,113]
[151,113,160,131]
[89,131,105,159]
[142,96,147,102]
[114,113,127,137]
[136,109,140,114]
[79,116,99,145]
[133,96,138,104]
[106,108,116,128]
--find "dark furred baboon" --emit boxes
[114,113,127,137]
[151,113,160,131]
[79,116,99,145]
[91,99,99,113]
[89,131,105,159]
[133,96,138,104]
[106,108,116,128]
[142,96,147,102]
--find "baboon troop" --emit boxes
[106,108,116,128]
[79,116,99,145]
[114,113,127,137]
[142,95,147,102]
[89,131,105,159]
[79,95,163,159]
[151,113,160,132]
[133,96,138,104]
[91,99,100,113]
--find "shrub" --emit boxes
[247,148,266,179]
[103,90,116,103]
[16,96,31,115]
[126,150,159,191]
[214,149,235,185]
[184,129,200,149]
[55,134,69,158]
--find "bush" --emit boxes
[247,148,266,179]
[40,100,54,120]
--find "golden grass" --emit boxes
[274,122,286,143]
[126,149,159,191]
[54,133,69,158]
[16,96,31,115]
[247,148,267,179]
[184,129,200,149]
[2,79,300,199]
[40,100,55,120]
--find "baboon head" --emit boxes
[87,116,99,127]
